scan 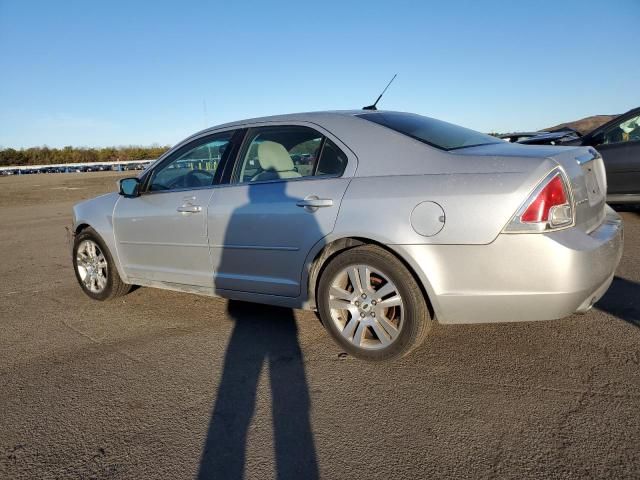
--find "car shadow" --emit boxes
[197,301,318,480]
[611,204,640,217]
[595,276,640,327]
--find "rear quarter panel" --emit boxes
[333,158,556,245]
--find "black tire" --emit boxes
[72,227,131,301]
[317,244,433,361]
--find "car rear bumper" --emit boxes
[395,205,623,324]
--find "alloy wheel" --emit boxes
[76,239,108,293]
[327,264,404,350]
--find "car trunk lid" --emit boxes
[458,142,607,233]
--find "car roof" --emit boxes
[200,110,364,131]
[173,110,399,150]
[193,109,461,139]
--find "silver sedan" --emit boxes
[71,111,623,360]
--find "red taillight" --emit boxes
[521,175,567,223]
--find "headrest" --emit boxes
[257,141,295,172]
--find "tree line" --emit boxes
[0,145,171,167]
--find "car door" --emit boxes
[207,125,352,297]
[587,112,640,197]
[113,130,241,288]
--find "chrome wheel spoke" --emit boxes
[330,286,353,302]
[352,322,367,347]
[376,314,400,339]
[329,285,356,312]
[329,298,352,310]
[341,316,359,340]
[347,267,363,294]
[357,265,371,293]
[374,281,396,300]
[370,320,391,346]
[77,266,87,279]
[96,274,107,290]
[378,295,402,309]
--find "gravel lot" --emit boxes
[1,172,639,479]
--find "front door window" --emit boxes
[149,132,234,191]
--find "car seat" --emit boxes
[250,141,302,182]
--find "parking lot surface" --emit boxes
[1,172,639,479]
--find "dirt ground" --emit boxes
[1,172,639,479]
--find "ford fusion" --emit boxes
[71,111,623,361]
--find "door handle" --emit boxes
[296,197,333,209]
[177,204,202,213]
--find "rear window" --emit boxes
[356,112,501,151]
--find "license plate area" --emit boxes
[582,163,604,206]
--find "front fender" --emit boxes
[72,193,128,282]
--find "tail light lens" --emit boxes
[521,175,567,223]
[504,169,574,233]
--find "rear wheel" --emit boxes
[73,228,131,301]
[317,245,432,361]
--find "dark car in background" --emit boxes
[563,107,640,204]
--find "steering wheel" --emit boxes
[167,169,214,189]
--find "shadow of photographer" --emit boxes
[199,179,320,479]
[198,302,319,480]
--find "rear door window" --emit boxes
[316,139,348,176]
[235,126,347,183]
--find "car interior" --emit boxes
[602,114,640,144]
[249,141,303,182]
[238,128,322,183]
[148,138,231,191]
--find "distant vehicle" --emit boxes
[562,107,640,204]
[71,111,622,361]
[504,107,639,203]
[520,128,582,145]
[498,131,543,143]
[499,128,581,145]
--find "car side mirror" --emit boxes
[118,177,141,197]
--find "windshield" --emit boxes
[357,112,501,151]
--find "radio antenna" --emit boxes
[363,74,397,111]
[202,99,208,127]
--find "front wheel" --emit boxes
[73,227,131,301]
[317,245,432,361]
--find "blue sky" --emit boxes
[1,0,638,148]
